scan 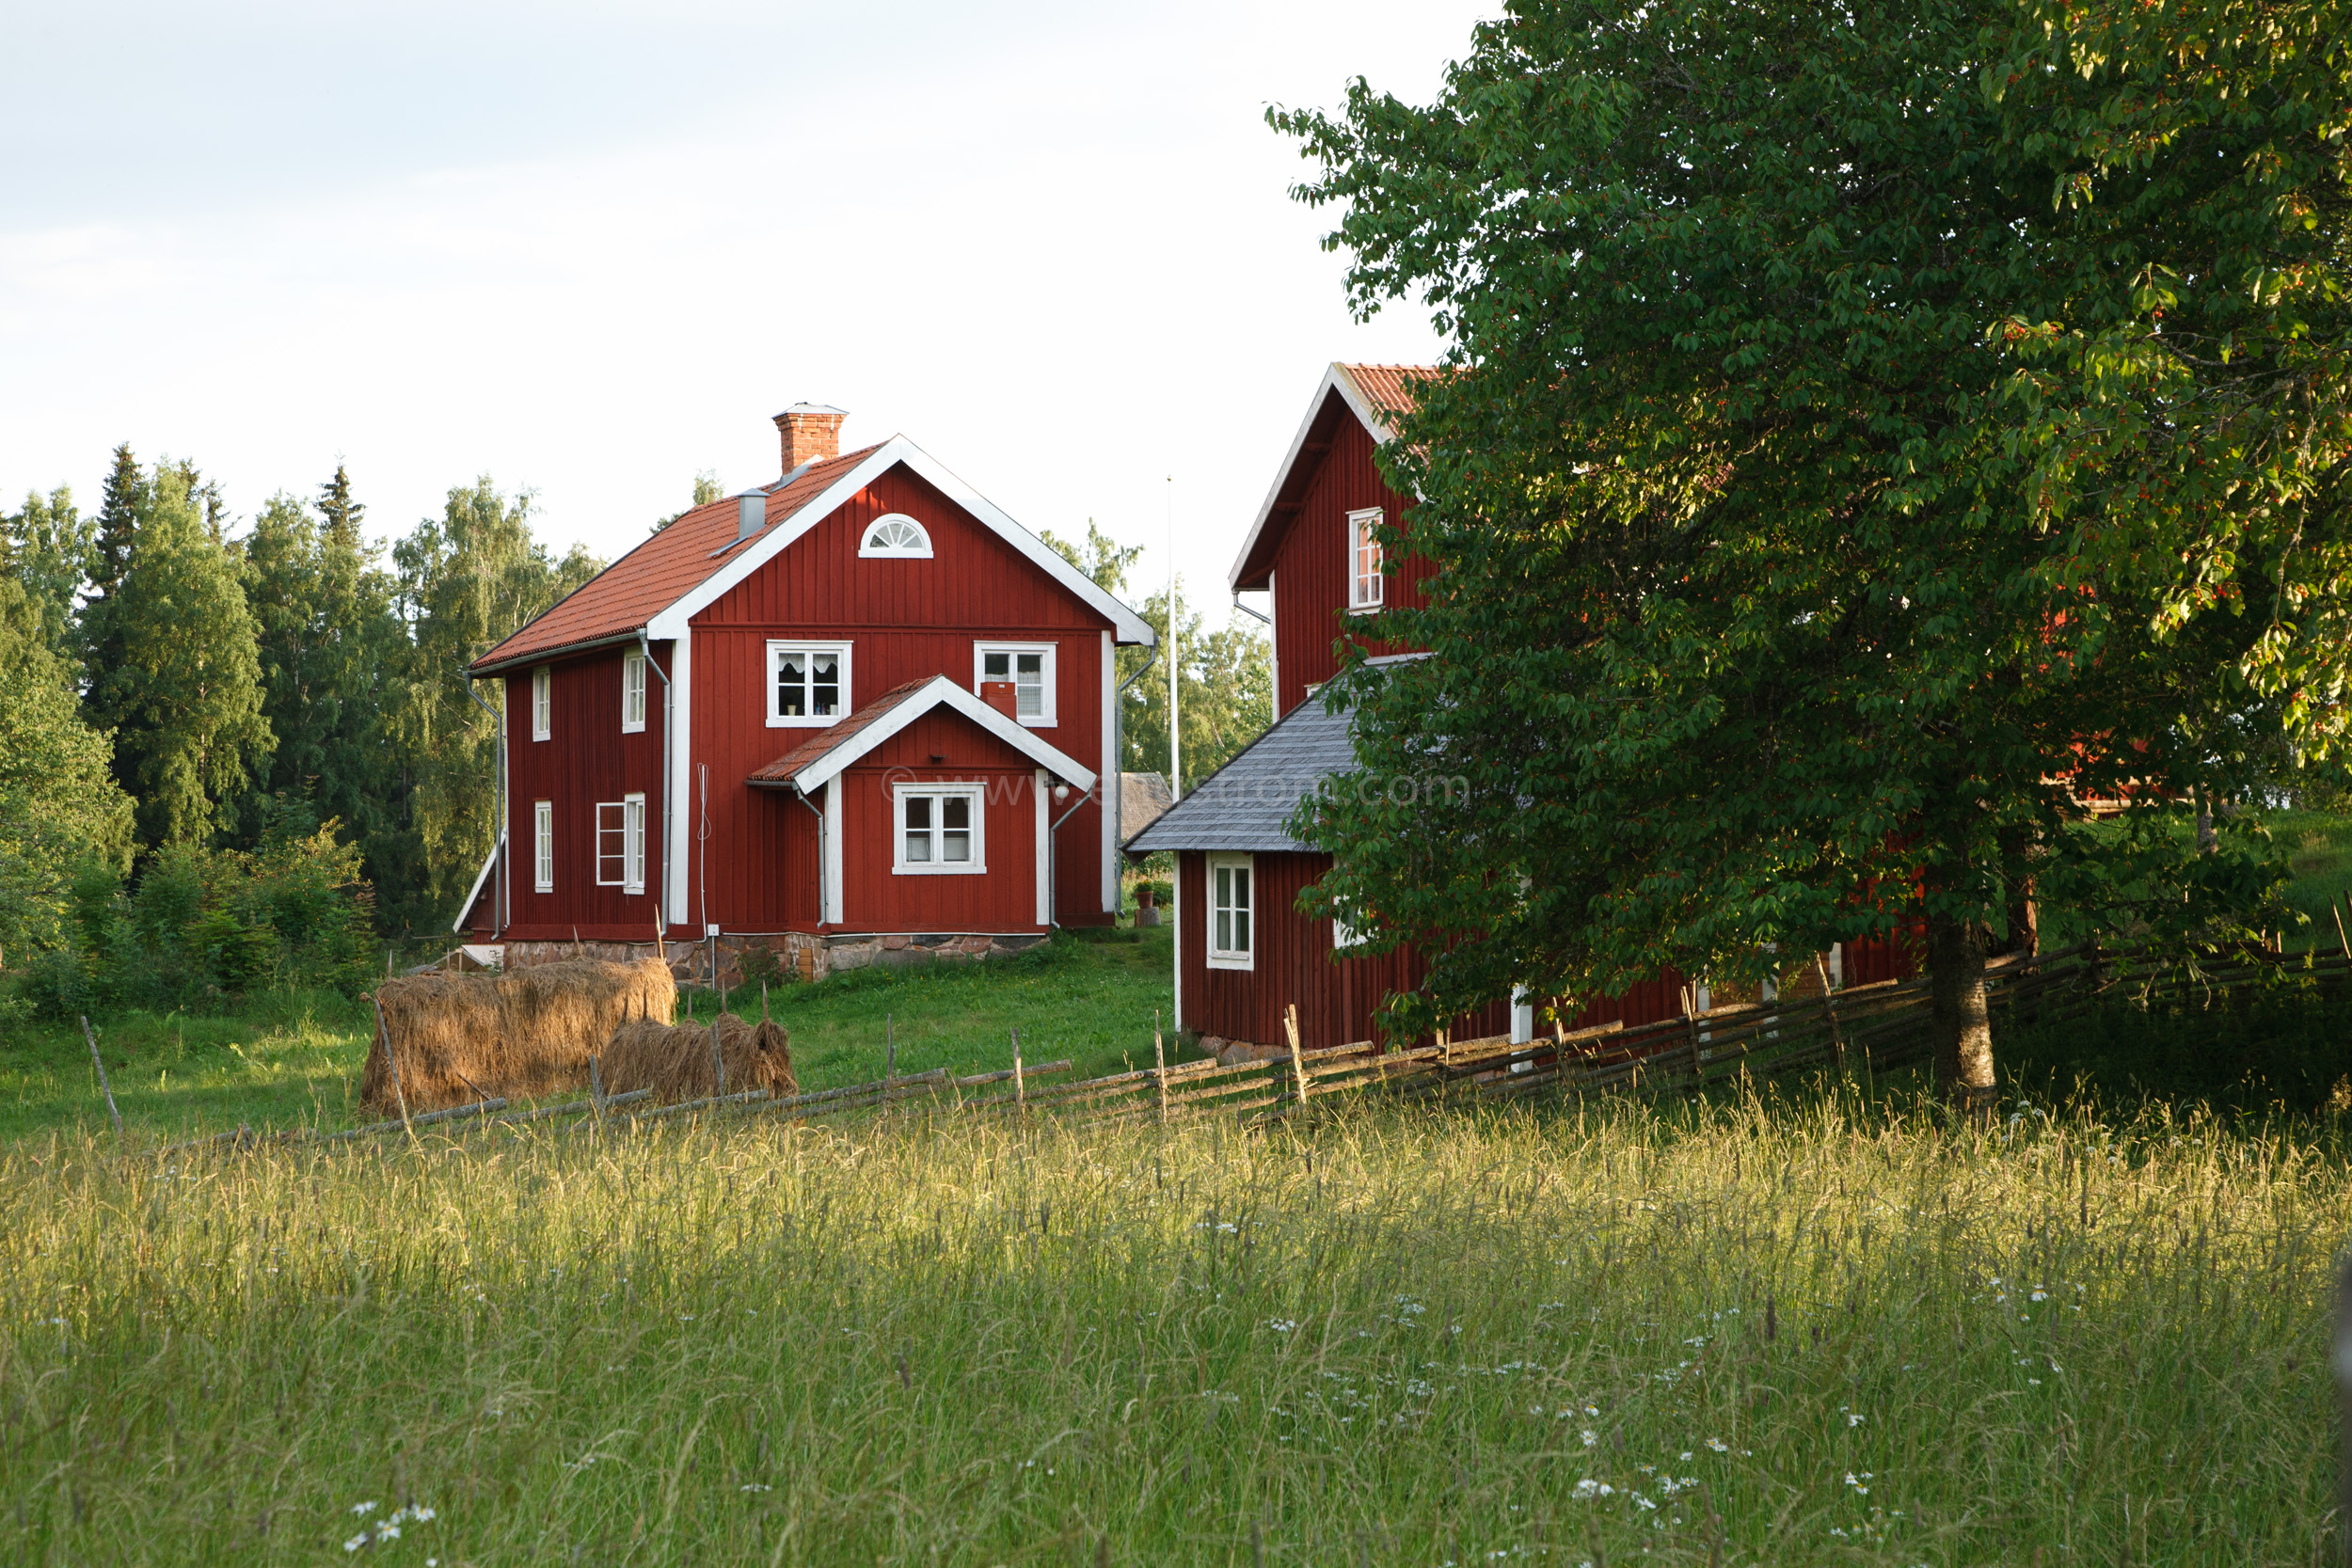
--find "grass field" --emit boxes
[1,1080,2343,1565]
[0,927,1182,1145]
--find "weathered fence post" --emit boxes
[708,1022,726,1098]
[1283,1004,1308,1110]
[589,1053,609,1131]
[78,1016,122,1138]
[369,992,416,1142]
[885,1013,897,1086]
[1012,1027,1025,1111]
[2333,895,2350,964]
[1814,955,1847,1069]
[1153,1009,1169,1126]
[1681,985,1706,1086]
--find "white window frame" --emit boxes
[1331,901,1366,949]
[596,797,646,893]
[973,641,1056,727]
[531,666,551,741]
[766,641,852,728]
[596,801,627,887]
[1207,852,1255,971]
[621,648,647,733]
[1347,506,1386,613]
[533,800,553,893]
[893,784,986,875]
[858,512,933,559]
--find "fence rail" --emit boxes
[146,941,2351,1159]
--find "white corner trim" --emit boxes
[787,675,1097,794]
[645,436,1155,646]
[1171,852,1184,1032]
[666,631,692,927]
[823,777,844,925]
[1511,985,1534,1046]
[1034,768,1051,927]
[1228,362,1403,594]
[1099,629,1116,914]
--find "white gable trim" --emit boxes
[453,833,504,934]
[787,675,1099,794]
[645,437,1154,646]
[1227,362,1403,594]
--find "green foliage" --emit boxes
[24,824,376,1016]
[238,470,418,923]
[79,457,274,848]
[391,478,603,924]
[2003,979,2352,1116]
[1272,0,2352,1065]
[0,578,134,958]
[0,484,90,669]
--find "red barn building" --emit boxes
[1133,364,1900,1054]
[458,404,1153,977]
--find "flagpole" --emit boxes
[1167,475,1180,800]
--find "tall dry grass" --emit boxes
[0,1085,2342,1563]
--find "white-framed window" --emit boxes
[894,784,985,875]
[531,666,551,741]
[596,795,646,893]
[1208,853,1254,970]
[533,800,554,892]
[859,513,933,558]
[974,641,1055,725]
[767,641,850,727]
[1347,506,1385,612]
[1331,901,1366,949]
[621,647,647,733]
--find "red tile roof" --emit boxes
[745,677,936,786]
[1337,363,1430,431]
[470,444,883,672]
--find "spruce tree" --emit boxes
[76,444,145,685]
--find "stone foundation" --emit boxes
[493,931,1046,986]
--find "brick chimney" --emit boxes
[774,404,848,474]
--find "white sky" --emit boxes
[0,0,1486,628]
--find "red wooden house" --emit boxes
[1132,364,1897,1054]
[458,404,1154,977]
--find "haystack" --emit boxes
[597,1013,797,1104]
[360,957,676,1113]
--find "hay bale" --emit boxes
[597,1013,797,1104]
[360,957,676,1113]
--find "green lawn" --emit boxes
[0,927,1180,1146]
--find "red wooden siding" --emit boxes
[1176,850,1508,1051]
[501,645,668,941]
[831,711,1047,933]
[1267,412,1436,717]
[688,464,1111,933]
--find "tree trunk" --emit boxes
[1928,910,1995,1116]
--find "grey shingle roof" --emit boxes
[1123,697,1358,853]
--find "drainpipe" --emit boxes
[638,630,672,941]
[1231,591,1271,626]
[1046,780,1089,927]
[463,672,507,940]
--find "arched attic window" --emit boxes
[859,514,932,558]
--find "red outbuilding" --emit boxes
[459,404,1154,977]
[1133,364,1903,1054]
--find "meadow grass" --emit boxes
[1,1076,2343,1565]
[0,928,1179,1145]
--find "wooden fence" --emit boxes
[154,939,2351,1159]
